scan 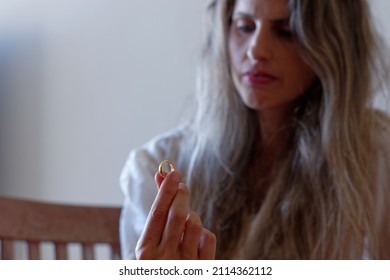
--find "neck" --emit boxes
[248,106,295,199]
[258,106,295,159]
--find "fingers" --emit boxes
[154,171,165,189]
[161,183,190,250]
[138,169,217,260]
[198,228,217,260]
[138,171,182,247]
[180,211,203,259]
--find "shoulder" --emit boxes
[130,124,191,169]
[120,124,192,194]
[140,124,191,161]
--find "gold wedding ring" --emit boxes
[158,160,175,178]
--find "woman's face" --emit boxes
[228,0,316,114]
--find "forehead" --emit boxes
[233,0,289,18]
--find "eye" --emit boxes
[233,18,256,33]
[271,19,294,40]
[277,28,293,39]
[237,23,255,33]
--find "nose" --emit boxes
[247,25,272,62]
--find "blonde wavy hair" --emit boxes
[182,0,390,259]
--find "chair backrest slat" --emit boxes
[55,242,68,260]
[82,243,94,260]
[1,239,14,260]
[27,241,40,260]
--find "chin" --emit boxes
[241,97,268,111]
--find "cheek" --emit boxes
[228,40,238,72]
[296,65,316,91]
[228,41,240,88]
[228,34,246,71]
[285,54,316,92]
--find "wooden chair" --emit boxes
[0,196,122,260]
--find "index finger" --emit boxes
[138,170,182,247]
[155,171,165,189]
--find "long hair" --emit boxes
[183,0,390,259]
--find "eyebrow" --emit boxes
[232,12,290,25]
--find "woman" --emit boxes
[120,0,390,259]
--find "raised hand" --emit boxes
[135,171,216,260]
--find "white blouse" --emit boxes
[119,126,189,259]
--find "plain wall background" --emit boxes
[0,0,389,208]
[0,0,208,206]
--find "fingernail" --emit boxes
[170,171,181,183]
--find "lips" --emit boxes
[243,70,277,86]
